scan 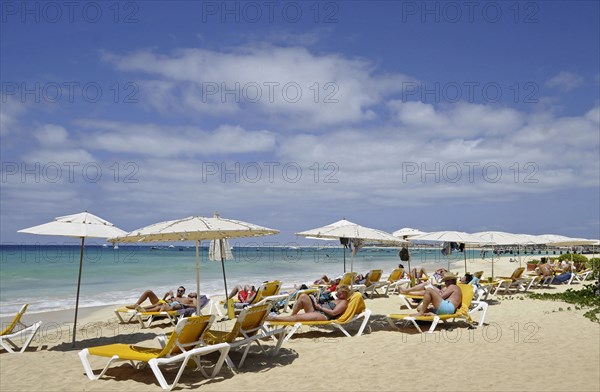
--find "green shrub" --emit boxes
[587,258,600,279]
[557,253,588,263]
[529,284,600,322]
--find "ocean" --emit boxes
[0,244,502,317]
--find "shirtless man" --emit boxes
[413,273,462,316]
[126,286,187,310]
[136,292,200,312]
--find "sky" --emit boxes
[1,0,599,245]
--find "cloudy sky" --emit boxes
[1,1,599,244]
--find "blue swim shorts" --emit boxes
[436,300,456,315]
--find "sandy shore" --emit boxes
[1,258,598,392]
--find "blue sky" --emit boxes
[1,0,599,244]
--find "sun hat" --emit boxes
[441,272,459,282]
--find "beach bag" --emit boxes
[399,247,410,262]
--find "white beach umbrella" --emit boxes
[411,231,483,273]
[392,228,428,239]
[110,215,278,314]
[547,237,597,247]
[472,231,522,278]
[18,211,126,346]
[296,219,404,279]
[535,234,573,244]
[393,228,428,286]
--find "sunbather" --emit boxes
[267,285,351,322]
[411,267,429,283]
[126,286,187,310]
[228,284,257,304]
[136,292,199,312]
[412,273,462,316]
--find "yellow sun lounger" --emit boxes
[79,315,230,391]
[387,283,488,334]
[382,268,410,296]
[0,304,43,353]
[114,307,181,329]
[267,292,371,341]
[195,303,285,370]
[493,267,526,294]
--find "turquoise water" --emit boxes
[0,244,499,317]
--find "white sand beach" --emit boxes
[1,258,598,392]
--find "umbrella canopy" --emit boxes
[411,231,483,272]
[472,231,522,278]
[296,219,404,279]
[534,234,573,244]
[546,237,597,246]
[296,219,402,244]
[18,212,126,239]
[392,228,428,239]
[18,211,126,346]
[472,231,523,246]
[110,215,279,314]
[411,231,483,244]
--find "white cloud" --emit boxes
[33,124,70,147]
[74,120,277,157]
[545,71,584,92]
[0,95,27,136]
[102,45,416,128]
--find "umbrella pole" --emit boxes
[219,239,233,319]
[196,240,200,314]
[350,251,355,290]
[491,245,495,279]
[72,237,85,347]
[219,239,229,296]
[464,248,467,274]
[407,244,413,287]
[343,246,346,273]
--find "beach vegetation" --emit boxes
[528,284,600,323]
[557,253,588,263]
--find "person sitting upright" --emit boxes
[227,284,258,307]
[412,272,462,316]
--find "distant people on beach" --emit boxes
[267,285,351,322]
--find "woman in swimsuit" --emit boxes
[267,286,351,322]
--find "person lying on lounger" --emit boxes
[126,286,187,310]
[134,292,200,312]
[411,273,462,317]
[267,285,351,322]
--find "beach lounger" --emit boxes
[573,267,593,283]
[229,280,288,315]
[0,304,42,353]
[114,295,215,328]
[199,303,286,370]
[267,292,371,342]
[382,268,410,295]
[79,315,230,391]
[361,269,385,298]
[387,283,488,334]
[493,267,526,294]
[114,307,181,329]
